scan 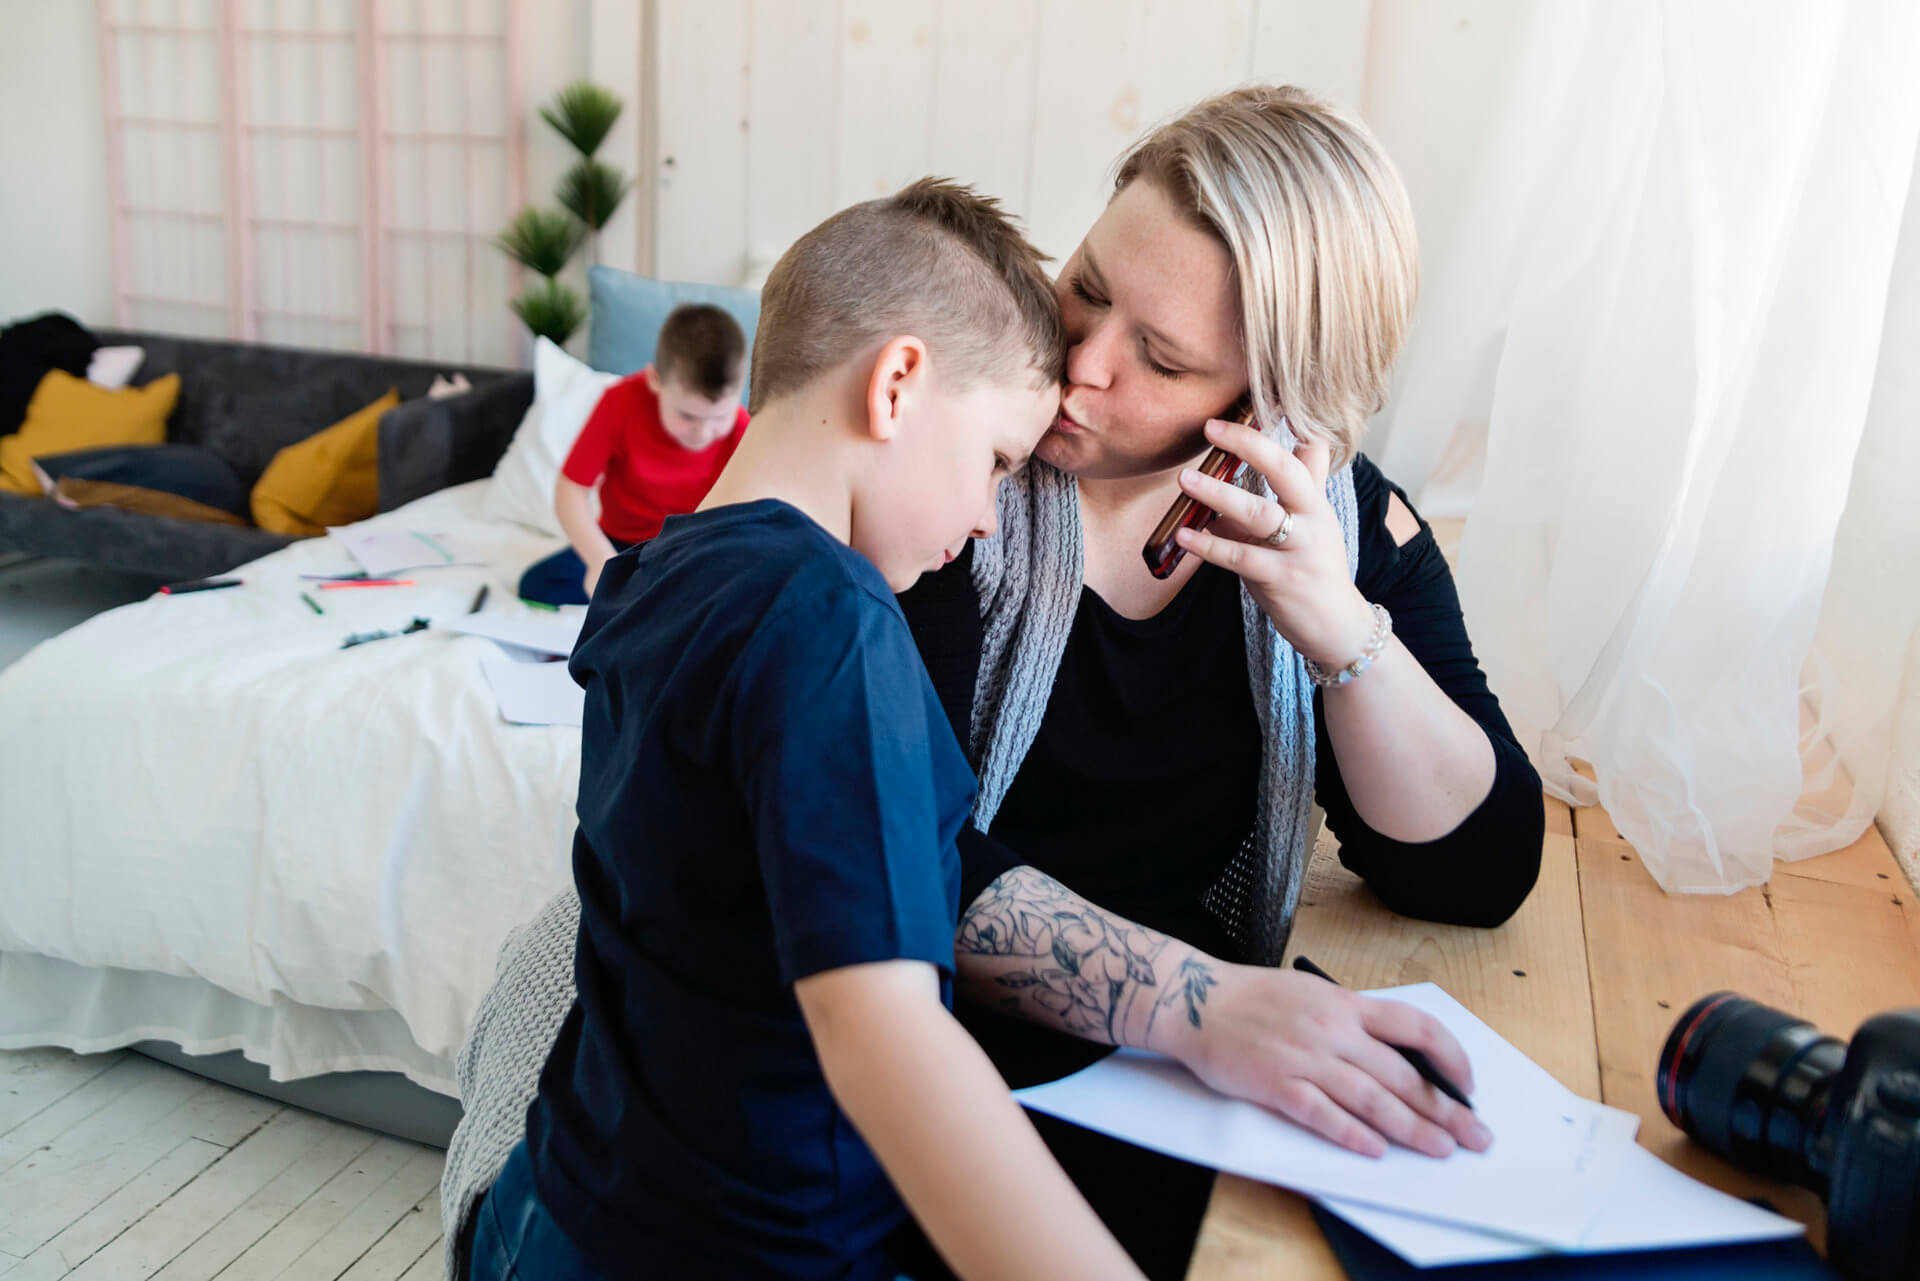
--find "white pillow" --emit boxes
[482,339,619,538]
[87,345,145,389]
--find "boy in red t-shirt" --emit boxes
[517,304,751,606]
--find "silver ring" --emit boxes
[1264,508,1295,548]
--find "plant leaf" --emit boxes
[557,158,632,231]
[539,80,624,157]
[509,278,586,345]
[495,207,584,277]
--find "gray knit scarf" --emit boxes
[440,458,1359,1278]
[968,458,1359,964]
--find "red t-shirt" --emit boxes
[560,373,749,544]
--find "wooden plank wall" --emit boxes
[649,0,1372,284]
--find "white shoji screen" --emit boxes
[98,0,526,366]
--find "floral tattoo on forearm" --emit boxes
[955,866,1220,1046]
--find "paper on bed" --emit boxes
[439,613,584,657]
[482,657,584,727]
[329,526,488,577]
[1321,1137,1804,1267]
[1013,983,1639,1249]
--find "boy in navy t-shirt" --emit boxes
[474,182,1147,1281]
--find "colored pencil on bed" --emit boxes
[317,579,416,590]
[300,591,324,615]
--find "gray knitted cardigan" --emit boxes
[439,461,1359,1278]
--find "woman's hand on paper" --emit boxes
[1172,419,1378,672]
[1168,964,1494,1159]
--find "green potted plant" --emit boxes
[496,80,632,346]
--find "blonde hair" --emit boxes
[751,178,1063,412]
[1116,85,1417,466]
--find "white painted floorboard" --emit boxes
[0,1046,445,1281]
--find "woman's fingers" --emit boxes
[1317,1059,1458,1159]
[1178,466,1288,543]
[1358,998,1477,1096]
[1293,434,1333,492]
[1174,523,1259,575]
[1205,417,1319,511]
[1265,1077,1389,1159]
[1344,1038,1492,1152]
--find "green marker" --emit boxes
[300,591,325,616]
[521,598,559,613]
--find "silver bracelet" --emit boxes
[1303,603,1392,689]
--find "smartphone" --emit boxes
[1141,397,1259,580]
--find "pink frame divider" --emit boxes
[97,0,527,362]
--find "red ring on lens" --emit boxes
[1659,992,1741,1127]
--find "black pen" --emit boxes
[160,576,242,595]
[1292,955,1475,1110]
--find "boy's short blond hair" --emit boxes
[1117,85,1418,468]
[749,178,1064,413]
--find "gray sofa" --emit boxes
[0,330,534,580]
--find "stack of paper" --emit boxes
[329,527,488,577]
[438,613,584,660]
[480,657,584,728]
[437,614,588,727]
[1013,983,1802,1266]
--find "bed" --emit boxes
[0,479,583,1112]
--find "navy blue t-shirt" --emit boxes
[524,499,974,1280]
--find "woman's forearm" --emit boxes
[955,866,1220,1058]
[953,866,1493,1159]
[1319,629,1497,844]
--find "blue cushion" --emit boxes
[586,265,760,401]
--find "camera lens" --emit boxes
[1658,992,1848,1192]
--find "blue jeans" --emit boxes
[469,1140,602,1281]
[517,538,640,608]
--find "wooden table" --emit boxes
[1187,793,1920,1278]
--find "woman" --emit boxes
[444,86,1542,1280]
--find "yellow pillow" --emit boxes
[0,370,179,495]
[250,389,399,536]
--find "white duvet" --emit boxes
[0,482,583,1087]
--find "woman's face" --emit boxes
[1040,178,1249,482]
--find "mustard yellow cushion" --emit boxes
[0,370,179,495]
[250,389,399,536]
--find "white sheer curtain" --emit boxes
[1375,0,1920,892]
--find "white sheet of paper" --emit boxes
[1322,1138,1804,1266]
[481,657,583,727]
[1014,983,1639,1249]
[439,613,584,658]
[329,527,487,577]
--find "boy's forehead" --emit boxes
[660,377,741,408]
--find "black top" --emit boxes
[530,501,973,1281]
[899,455,1545,1083]
[989,557,1260,959]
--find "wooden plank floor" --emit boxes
[0,1050,444,1281]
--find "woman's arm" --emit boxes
[1170,428,1542,925]
[957,866,1490,1159]
[796,959,1145,1281]
[1315,468,1544,926]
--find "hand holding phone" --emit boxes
[1142,401,1278,580]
